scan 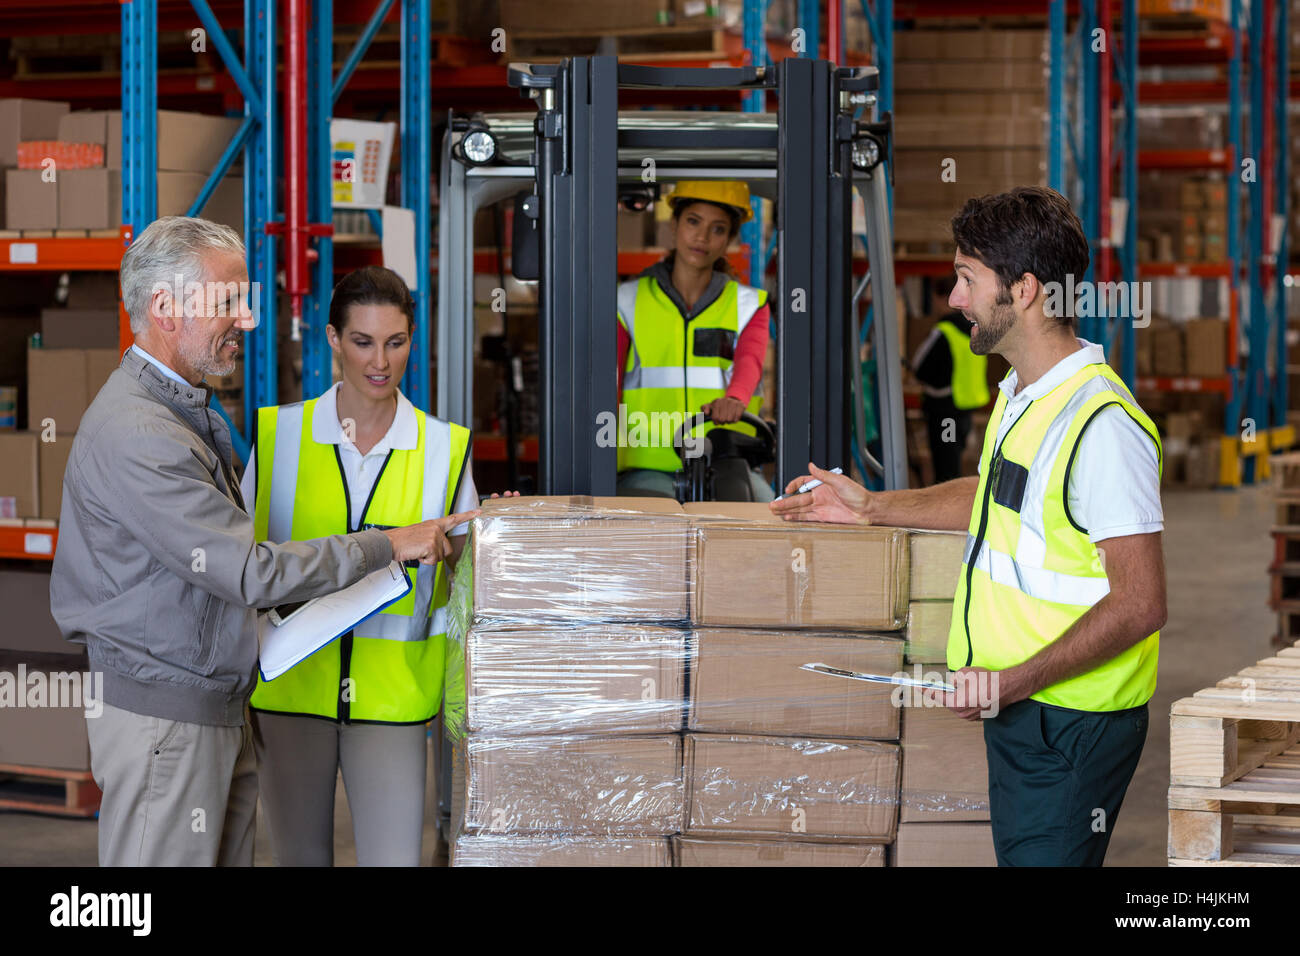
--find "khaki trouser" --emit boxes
[251,710,428,866]
[86,701,257,866]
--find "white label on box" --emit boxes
[8,243,38,265]
[24,532,54,555]
[0,497,15,519]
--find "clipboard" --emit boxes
[257,560,413,681]
[800,662,956,693]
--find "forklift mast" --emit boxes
[438,56,907,494]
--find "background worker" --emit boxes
[771,187,1166,867]
[909,278,990,482]
[50,219,463,867]
[240,266,487,866]
[616,180,772,501]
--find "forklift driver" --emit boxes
[614,180,773,501]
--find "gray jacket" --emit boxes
[50,348,393,726]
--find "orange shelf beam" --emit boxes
[0,524,58,561]
[0,234,127,272]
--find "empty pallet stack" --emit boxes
[1168,641,1300,866]
[447,496,994,866]
[892,29,1047,254]
[1269,453,1300,648]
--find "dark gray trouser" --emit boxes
[250,710,427,866]
[86,701,257,866]
[983,698,1149,866]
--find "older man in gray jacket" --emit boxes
[50,217,475,866]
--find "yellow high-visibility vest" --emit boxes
[948,360,1161,711]
[617,275,766,472]
[249,397,471,724]
[936,318,991,411]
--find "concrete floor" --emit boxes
[0,485,1276,866]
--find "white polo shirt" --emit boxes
[986,339,1162,543]
[240,382,478,535]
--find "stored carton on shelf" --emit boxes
[57,169,121,231]
[0,98,70,167]
[685,733,900,842]
[686,502,908,631]
[905,600,954,664]
[0,568,79,656]
[907,529,966,601]
[27,347,118,434]
[39,308,119,350]
[891,822,997,866]
[463,733,684,837]
[465,625,686,736]
[899,704,990,823]
[452,835,672,867]
[689,628,903,739]
[471,496,690,624]
[37,435,73,522]
[674,837,885,867]
[0,664,91,771]
[1183,318,1226,378]
[5,169,57,231]
[0,432,40,518]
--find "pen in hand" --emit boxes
[773,467,844,501]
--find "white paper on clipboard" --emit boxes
[257,561,412,681]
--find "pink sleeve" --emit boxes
[725,302,770,403]
[617,321,631,403]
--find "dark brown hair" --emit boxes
[950,186,1090,326]
[328,265,415,333]
[668,199,743,278]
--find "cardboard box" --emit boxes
[464,734,684,836]
[686,502,908,630]
[56,110,113,150]
[39,308,120,350]
[675,837,885,867]
[899,705,990,823]
[0,432,40,518]
[156,110,243,172]
[0,665,92,771]
[500,0,672,32]
[27,347,118,434]
[908,530,966,601]
[38,435,73,521]
[465,625,686,735]
[1152,325,1185,378]
[0,568,78,655]
[158,172,244,232]
[471,496,690,624]
[1184,318,1226,378]
[906,601,954,664]
[0,99,70,166]
[452,835,671,867]
[689,629,903,739]
[895,113,1044,150]
[892,822,997,866]
[5,169,57,231]
[57,169,121,231]
[894,60,1044,91]
[685,733,900,841]
[616,210,652,249]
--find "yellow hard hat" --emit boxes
[667,180,753,222]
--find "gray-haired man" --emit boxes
[50,217,476,866]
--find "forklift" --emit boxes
[433,56,906,842]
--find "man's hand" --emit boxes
[383,510,480,565]
[769,461,872,525]
[488,491,522,499]
[702,396,745,425]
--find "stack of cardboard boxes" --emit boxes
[449,496,994,866]
[1,99,243,233]
[1136,171,1228,266]
[891,29,1047,250]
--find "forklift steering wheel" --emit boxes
[672,411,776,462]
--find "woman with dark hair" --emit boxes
[239,265,497,865]
[615,180,773,500]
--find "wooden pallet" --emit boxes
[1272,453,1300,493]
[1169,642,1300,864]
[0,764,100,818]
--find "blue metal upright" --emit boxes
[244,0,277,448]
[1273,0,1291,425]
[400,0,433,411]
[302,0,335,402]
[1048,0,1066,192]
[120,0,158,230]
[1117,0,1138,386]
[1078,1,1099,342]
[1245,0,1266,482]
[742,0,768,287]
[1223,0,1245,478]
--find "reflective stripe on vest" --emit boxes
[936,319,990,411]
[249,397,471,723]
[618,274,766,473]
[947,361,1162,712]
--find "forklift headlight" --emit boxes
[461,129,497,165]
[852,135,882,172]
